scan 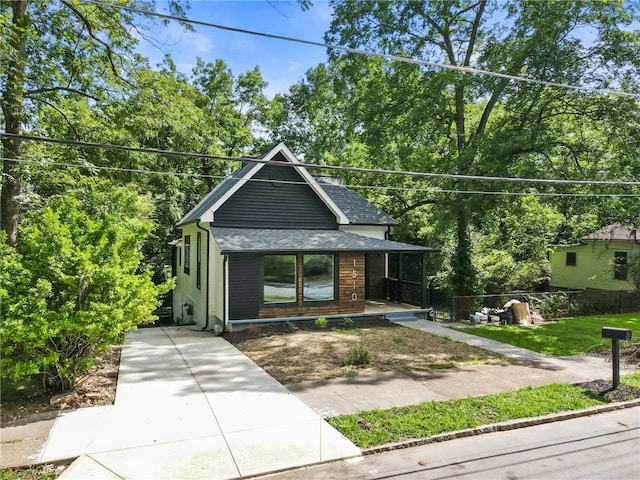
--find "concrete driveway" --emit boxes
[41,327,359,479]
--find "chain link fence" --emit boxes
[449,289,640,322]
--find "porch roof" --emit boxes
[211,227,435,254]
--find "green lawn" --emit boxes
[454,313,640,356]
[329,374,640,448]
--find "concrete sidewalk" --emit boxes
[289,319,633,417]
[41,327,360,479]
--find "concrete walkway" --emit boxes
[41,327,360,479]
[289,319,633,417]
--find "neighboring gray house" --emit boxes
[172,143,433,332]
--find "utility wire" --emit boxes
[83,0,640,99]
[3,132,639,187]
[5,156,640,198]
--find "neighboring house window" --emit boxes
[196,232,202,289]
[614,251,628,280]
[178,247,182,266]
[264,255,297,303]
[303,254,335,301]
[184,235,191,274]
[566,252,577,266]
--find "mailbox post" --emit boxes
[601,327,632,388]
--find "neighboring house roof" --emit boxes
[315,177,397,226]
[211,228,435,254]
[176,144,397,227]
[582,223,638,241]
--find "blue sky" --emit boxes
[136,1,333,97]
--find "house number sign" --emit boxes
[352,258,358,301]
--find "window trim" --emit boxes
[613,251,628,281]
[196,232,202,289]
[184,235,191,275]
[565,252,577,266]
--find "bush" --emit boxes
[284,321,298,332]
[0,179,171,393]
[340,317,354,328]
[342,343,372,366]
[315,316,328,329]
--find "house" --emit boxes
[549,223,639,291]
[171,143,435,332]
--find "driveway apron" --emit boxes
[42,327,360,479]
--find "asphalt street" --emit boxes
[265,406,640,480]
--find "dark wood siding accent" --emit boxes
[365,253,386,299]
[228,255,261,320]
[214,154,338,229]
[258,252,365,319]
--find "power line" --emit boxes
[83,0,640,99]
[3,132,639,187]
[5,156,640,198]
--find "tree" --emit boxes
[0,178,170,392]
[278,0,640,295]
[1,0,189,245]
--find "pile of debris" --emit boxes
[470,300,544,325]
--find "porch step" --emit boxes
[384,312,418,322]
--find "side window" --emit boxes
[178,247,182,266]
[566,252,576,266]
[614,251,628,280]
[196,232,202,289]
[184,235,191,274]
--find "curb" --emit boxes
[362,398,640,455]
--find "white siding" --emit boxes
[339,225,387,240]
[174,224,208,327]
[550,240,638,291]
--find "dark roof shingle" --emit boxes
[212,228,434,254]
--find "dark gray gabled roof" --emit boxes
[212,227,434,254]
[176,144,398,228]
[315,177,398,226]
[176,163,254,227]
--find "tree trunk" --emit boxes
[451,199,476,296]
[1,0,29,246]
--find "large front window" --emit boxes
[303,254,335,301]
[264,255,297,303]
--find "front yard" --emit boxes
[226,319,503,384]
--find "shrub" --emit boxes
[342,343,372,366]
[340,317,354,328]
[0,180,170,393]
[284,321,298,332]
[315,316,328,329]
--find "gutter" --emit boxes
[195,221,210,331]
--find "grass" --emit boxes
[328,374,640,448]
[0,465,64,480]
[454,313,640,356]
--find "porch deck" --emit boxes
[364,299,428,316]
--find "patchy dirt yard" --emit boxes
[226,320,504,384]
[1,346,121,424]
